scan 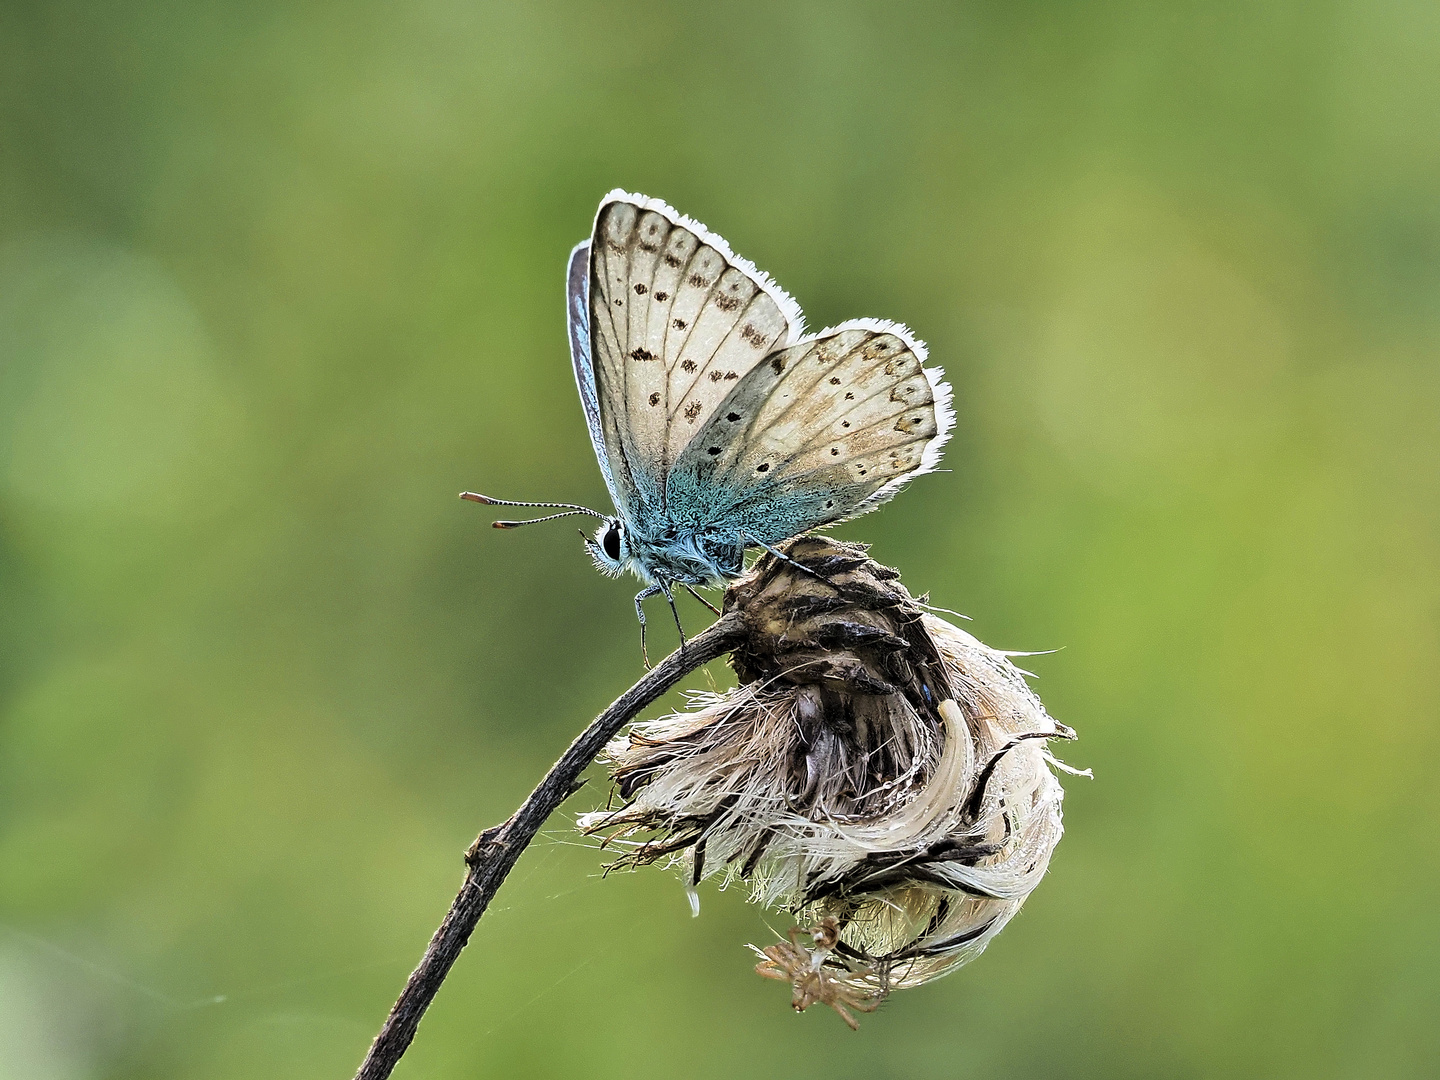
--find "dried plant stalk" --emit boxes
[355,536,1081,1077]
[581,537,1082,1003]
[353,614,746,1080]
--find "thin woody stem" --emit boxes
[352,612,747,1080]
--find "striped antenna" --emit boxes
[459,491,605,529]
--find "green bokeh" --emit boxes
[2,2,1437,1077]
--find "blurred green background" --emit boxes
[2,1,1437,1077]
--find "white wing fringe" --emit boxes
[595,189,807,343]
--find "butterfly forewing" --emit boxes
[587,192,801,515]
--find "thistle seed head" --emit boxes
[579,537,1083,1017]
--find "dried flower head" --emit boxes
[579,537,1084,1019]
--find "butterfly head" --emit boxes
[585,516,629,577]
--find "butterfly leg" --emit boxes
[681,583,722,617]
[659,581,687,655]
[742,533,834,586]
[634,584,662,669]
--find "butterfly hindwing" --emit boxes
[668,321,953,543]
[587,192,802,516]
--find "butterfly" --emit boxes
[464,191,954,661]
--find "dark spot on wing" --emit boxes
[639,242,659,253]
[689,274,709,287]
[829,377,841,385]
[672,318,687,330]
[664,254,682,268]
[681,359,697,373]
[655,291,668,302]
[842,421,850,428]
[606,240,625,254]
[614,299,623,307]
[726,412,741,422]
[630,347,655,362]
[634,283,648,296]
[740,323,768,346]
[649,392,660,407]
[756,463,770,473]
[707,446,721,456]
[684,401,703,422]
[715,295,740,311]
[845,392,854,400]
[826,500,833,508]
[831,447,839,455]
[724,371,738,380]
[770,357,785,374]
[709,370,725,382]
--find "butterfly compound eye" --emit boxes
[602,521,622,562]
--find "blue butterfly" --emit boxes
[465,191,954,660]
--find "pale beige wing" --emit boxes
[588,191,803,511]
[669,320,954,542]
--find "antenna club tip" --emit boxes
[459,491,491,504]
[492,521,517,529]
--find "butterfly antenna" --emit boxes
[490,510,600,529]
[460,491,605,529]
